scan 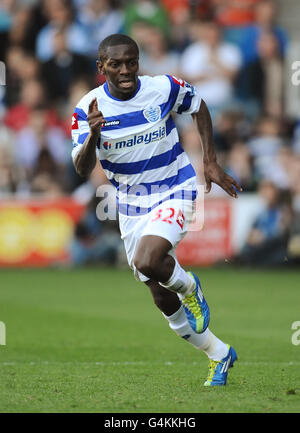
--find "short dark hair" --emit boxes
[98,34,139,62]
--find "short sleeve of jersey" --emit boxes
[164,75,202,115]
[71,95,100,161]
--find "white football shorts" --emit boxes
[119,199,195,282]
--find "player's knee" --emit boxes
[133,251,160,279]
[133,256,154,278]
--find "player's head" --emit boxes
[97,34,139,100]
[98,34,139,63]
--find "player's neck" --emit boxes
[105,80,139,101]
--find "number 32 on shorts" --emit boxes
[152,207,185,229]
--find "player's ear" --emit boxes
[96,60,105,75]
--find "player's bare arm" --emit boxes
[73,98,105,177]
[192,99,243,198]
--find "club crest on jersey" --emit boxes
[143,105,161,123]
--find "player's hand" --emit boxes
[87,98,105,136]
[204,160,242,198]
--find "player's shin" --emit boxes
[160,260,210,334]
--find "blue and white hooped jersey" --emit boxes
[71,75,202,217]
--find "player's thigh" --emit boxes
[141,199,194,251]
[118,213,150,282]
[134,234,172,268]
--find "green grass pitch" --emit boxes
[0,266,299,413]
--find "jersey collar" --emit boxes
[103,78,141,102]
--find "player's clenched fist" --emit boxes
[87,97,105,135]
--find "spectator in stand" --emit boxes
[247,115,285,181]
[36,0,90,62]
[124,0,170,41]
[41,29,93,104]
[292,119,300,155]
[159,0,191,52]
[287,156,300,263]
[160,0,189,24]
[0,1,47,58]
[138,24,180,76]
[288,212,300,264]
[30,148,66,196]
[239,0,288,65]
[213,0,260,27]
[14,107,69,182]
[4,46,25,107]
[6,3,34,49]
[225,141,257,192]
[240,31,284,117]
[5,47,40,107]
[213,109,251,153]
[237,179,292,266]
[0,145,24,195]
[180,19,242,117]
[0,121,26,195]
[287,155,300,211]
[169,9,191,53]
[0,0,14,55]
[4,79,60,131]
[248,114,283,157]
[76,0,124,57]
[270,146,294,190]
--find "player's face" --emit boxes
[97,44,139,100]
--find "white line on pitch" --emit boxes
[1,361,300,366]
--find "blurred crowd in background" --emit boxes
[0,0,300,266]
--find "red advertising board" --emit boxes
[176,197,232,265]
[0,198,85,266]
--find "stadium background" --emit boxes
[0,0,300,268]
[0,0,300,414]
